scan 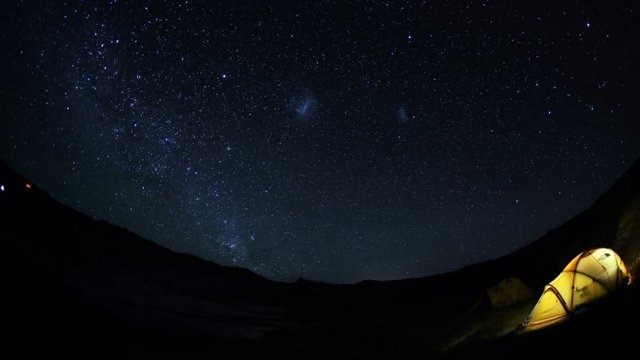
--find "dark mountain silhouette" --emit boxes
[1,159,639,358]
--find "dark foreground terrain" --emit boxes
[1,159,639,358]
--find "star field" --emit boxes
[1,1,638,283]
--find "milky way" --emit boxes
[1,1,639,282]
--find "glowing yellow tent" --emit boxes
[522,248,630,332]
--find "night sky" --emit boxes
[1,1,639,283]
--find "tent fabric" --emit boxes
[522,248,630,332]
[486,278,533,308]
[469,278,533,311]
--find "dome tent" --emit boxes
[470,278,533,310]
[486,278,533,308]
[522,248,630,332]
